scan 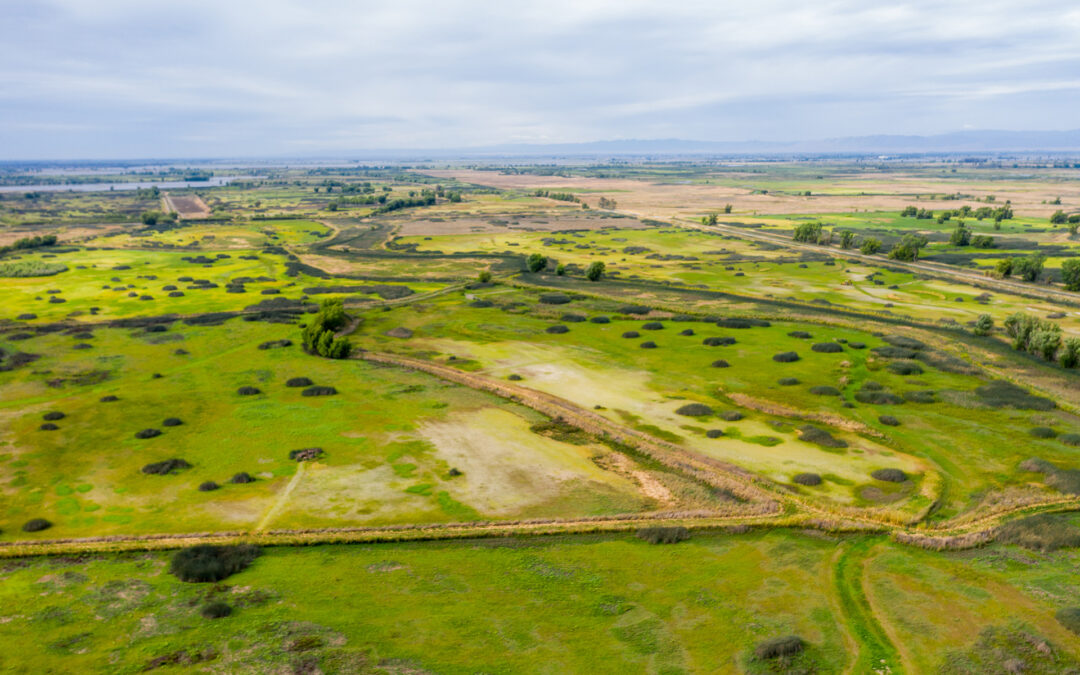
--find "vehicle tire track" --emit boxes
[255,462,306,532]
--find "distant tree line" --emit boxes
[0,234,58,257]
[534,189,579,203]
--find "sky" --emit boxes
[2,0,1080,159]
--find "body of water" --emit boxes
[0,176,250,193]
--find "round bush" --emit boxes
[642,322,664,330]
[1061,433,1080,447]
[1023,426,1056,440]
[848,341,866,349]
[168,291,185,297]
[772,351,800,363]
[792,473,822,486]
[507,374,523,381]
[545,325,569,334]
[237,386,261,395]
[162,285,178,291]
[142,458,191,475]
[777,377,800,386]
[228,472,255,484]
[169,544,260,583]
[679,328,695,336]
[561,313,586,323]
[887,361,923,375]
[702,336,736,346]
[621,331,640,339]
[706,429,724,438]
[201,602,232,619]
[720,410,743,421]
[162,417,183,427]
[589,316,610,324]
[302,386,338,397]
[676,403,713,417]
[618,305,650,315]
[39,423,59,431]
[812,342,843,353]
[135,428,162,439]
[73,343,92,350]
[871,468,908,483]
[640,341,658,349]
[788,331,812,339]
[145,325,167,333]
[754,635,804,660]
[22,518,52,533]
[879,415,901,427]
[100,395,119,402]
[711,359,730,368]
[861,380,884,391]
[286,377,314,388]
[538,293,571,305]
[809,386,840,396]
[198,481,220,492]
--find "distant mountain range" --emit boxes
[409,130,1080,158]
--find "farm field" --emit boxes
[2,159,1080,673]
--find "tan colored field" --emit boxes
[394,211,650,236]
[163,192,210,219]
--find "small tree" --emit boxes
[792,221,823,243]
[477,270,492,283]
[701,213,718,226]
[1062,259,1080,291]
[1031,329,1062,361]
[1014,253,1046,282]
[1061,338,1080,368]
[949,222,971,246]
[839,231,855,249]
[585,261,606,281]
[860,238,882,255]
[556,263,566,276]
[973,313,993,336]
[1051,210,1068,224]
[996,258,1014,278]
[526,253,547,273]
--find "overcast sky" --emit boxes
[2,0,1080,159]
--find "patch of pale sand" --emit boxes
[196,492,276,526]
[279,463,439,524]
[417,407,640,516]
[597,451,673,505]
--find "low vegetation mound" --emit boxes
[385,327,413,339]
[42,411,65,421]
[792,473,822,486]
[811,342,843,353]
[135,428,162,439]
[590,316,610,324]
[799,425,847,448]
[711,359,730,368]
[772,351,800,362]
[170,544,260,583]
[237,386,262,396]
[676,403,713,417]
[561,313,586,323]
[640,341,657,349]
[539,293,571,305]
[903,390,936,403]
[545,325,569,334]
[887,361,923,375]
[1057,608,1080,636]
[229,472,255,484]
[1029,427,1057,438]
[788,331,812,339]
[642,322,664,330]
[621,331,640,339]
[142,459,192,475]
[200,602,232,619]
[871,468,907,483]
[777,378,800,386]
[720,411,743,421]
[716,318,770,328]
[198,481,220,492]
[162,417,183,427]
[302,386,337,396]
[995,514,1080,552]
[975,381,1056,410]
[754,635,804,660]
[22,518,52,533]
[879,415,901,426]
[809,386,840,396]
[636,526,690,544]
[618,305,650,315]
[702,337,736,346]
[257,339,293,350]
[706,429,724,438]
[286,377,314,387]
[290,447,324,462]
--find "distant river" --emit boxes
[0,176,251,193]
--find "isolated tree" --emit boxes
[839,231,855,249]
[141,211,159,225]
[973,313,993,336]
[723,204,733,214]
[585,261,606,281]
[1031,329,1062,361]
[701,213,718,226]
[1062,259,1080,291]
[949,222,971,246]
[996,258,1014,278]
[1014,253,1046,282]
[526,253,547,273]
[556,263,566,276]
[477,270,492,283]
[1061,338,1080,368]
[888,234,928,261]
[1051,210,1068,224]
[792,222,823,243]
[860,238,882,255]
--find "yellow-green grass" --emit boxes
[348,287,1080,518]
[83,219,332,250]
[0,319,655,540]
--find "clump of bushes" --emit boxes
[100,395,119,402]
[561,314,586,323]
[237,386,261,396]
[170,544,261,583]
[618,305,650,315]
[636,526,690,544]
[887,361,923,375]
[39,423,59,431]
[799,425,847,448]
[1057,607,1080,635]
[679,328,695,336]
[676,403,714,417]
[507,374,523,381]
[855,387,903,405]
[773,351,800,362]
[702,337,736,346]
[258,339,292,350]
[302,386,337,396]
[290,447,324,461]
[621,331,640,339]
[468,300,493,308]
[642,322,664,330]
[720,410,743,421]
[975,380,1056,411]
[1062,434,1080,447]
[754,635,804,660]
[640,341,657,349]
[788,331,812,339]
[200,602,232,619]
[811,342,843,353]
[286,377,314,387]
[545,325,569,334]
[1030,427,1057,438]
[198,481,220,492]
[22,518,52,532]
[879,415,900,426]
[706,429,724,438]
[792,473,822,486]
[162,417,183,427]
[300,298,352,359]
[590,316,610,324]
[711,359,730,368]
[539,293,572,305]
[142,459,192,475]
[995,514,1080,551]
[871,468,907,483]
[778,377,800,386]
[716,317,770,328]
[229,472,255,484]
[809,385,840,396]
[135,428,162,439]
[903,390,936,403]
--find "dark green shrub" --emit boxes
[799,425,847,448]
[1057,607,1080,635]
[996,514,1080,551]
[706,429,724,438]
[754,635,804,660]
[621,331,640,338]
[903,390,935,403]
[286,377,314,387]
[237,386,261,396]
[855,389,904,405]
[809,386,840,396]
[716,318,770,328]
[302,386,337,396]
[39,423,59,431]
[711,359,730,368]
[872,346,918,359]
[539,293,571,305]
[636,526,689,544]
[883,335,926,350]
[640,341,657,348]
[812,342,843,353]
[792,473,822,486]
[861,380,884,391]
[702,337,736,346]
[879,415,900,426]
[778,377,800,386]
[1062,433,1080,446]
[720,410,743,421]
[42,411,65,421]
[679,328,695,336]
[198,481,220,492]
[788,331,812,339]
[201,602,232,619]
[590,316,610,324]
[871,468,907,482]
[468,300,493,308]
[142,458,191,475]
[561,314,586,323]
[773,351,800,362]
[642,322,664,330]
[22,518,52,532]
[887,361,923,375]
[545,325,569,334]
[100,395,119,402]
[676,403,713,416]
[162,417,183,427]
[975,381,1056,410]
[1029,427,1057,439]
[618,305,650,315]
[135,428,162,439]
[258,339,293,350]
[170,544,260,583]
[848,341,866,349]
[229,472,255,484]
[289,447,324,461]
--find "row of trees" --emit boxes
[524,253,604,281]
[1050,210,1080,225]
[0,233,58,257]
[1002,312,1080,367]
[534,190,578,203]
[903,203,1014,223]
[995,253,1045,282]
[300,299,352,359]
[700,205,733,225]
